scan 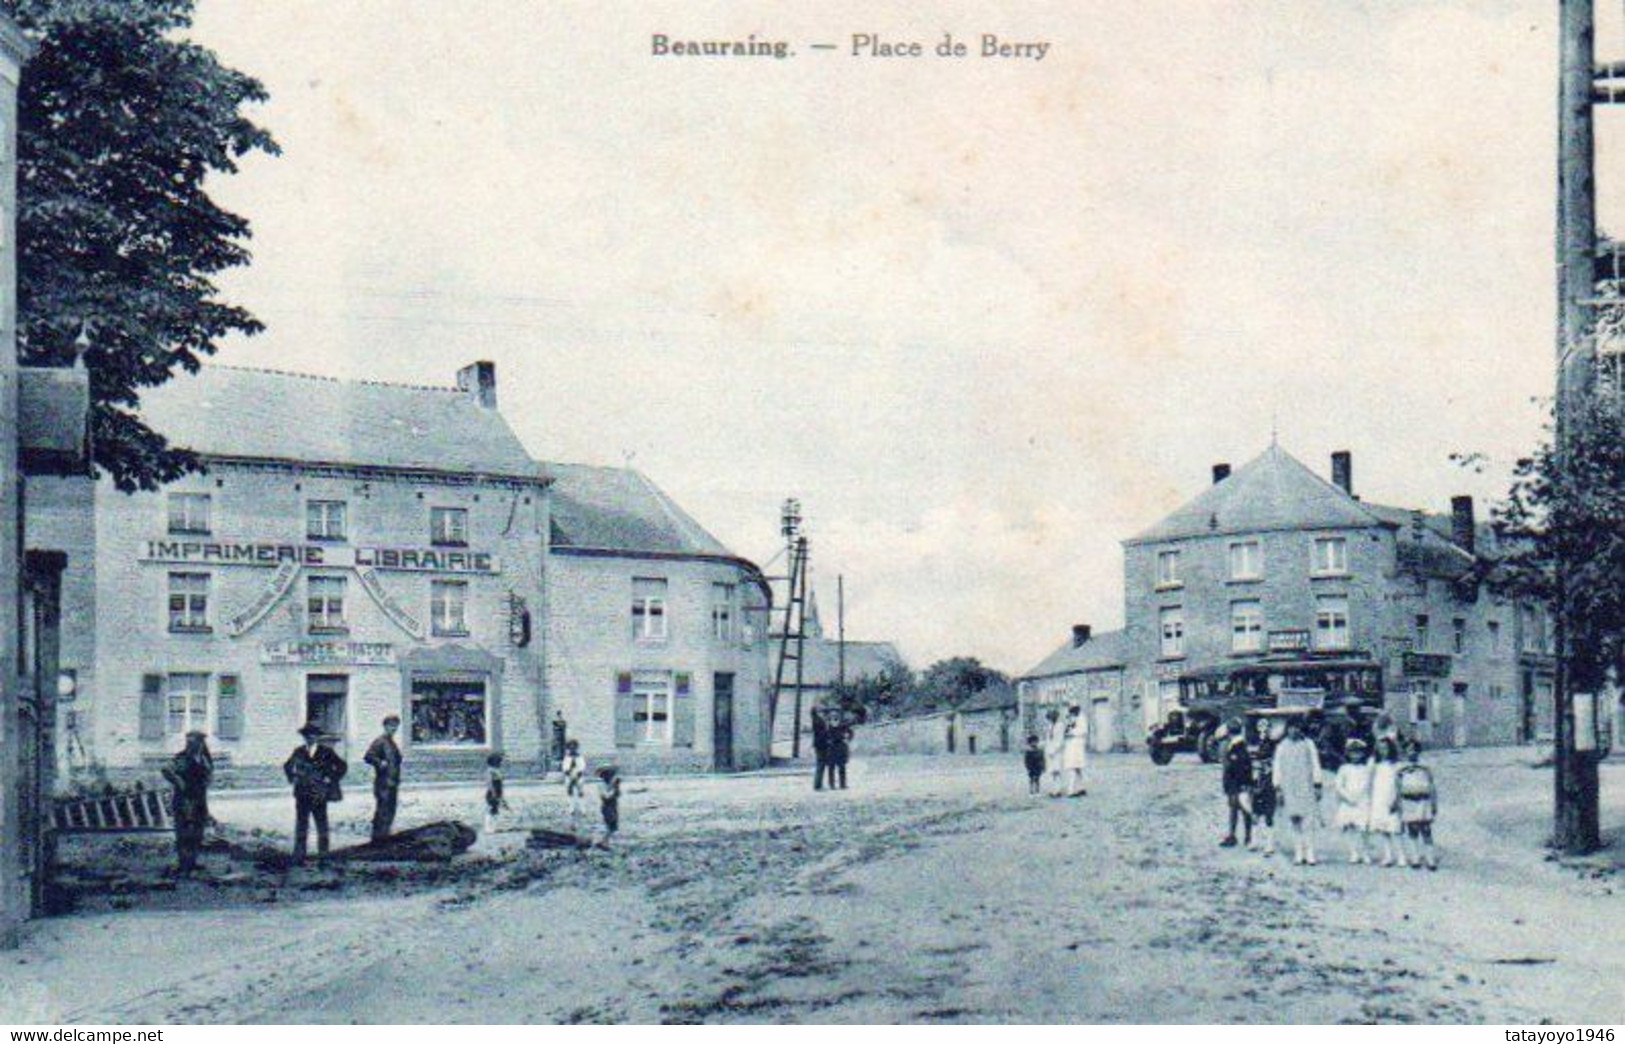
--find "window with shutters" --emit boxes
[431,580,469,636]
[632,578,668,642]
[216,675,244,741]
[168,572,211,632]
[308,575,348,632]
[166,672,209,737]
[167,492,211,535]
[306,500,348,541]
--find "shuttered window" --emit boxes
[217,674,244,741]
[614,672,636,747]
[673,673,695,748]
[139,674,165,741]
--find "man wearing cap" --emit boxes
[364,714,403,842]
[161,730,214,874]
[283,722,348,862]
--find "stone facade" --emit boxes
[545,549,772,774]
[44,463,548,783]
[1118,447,1555,750]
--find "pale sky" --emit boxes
[186,1,1621,673]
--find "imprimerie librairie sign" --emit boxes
[140,540,500,574]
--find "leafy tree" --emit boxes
[1482,385,1625,693]
[917,657,1011,710]
[15,0,278,491]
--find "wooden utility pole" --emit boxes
[1554,0,1602,853]
[837,574,846,688]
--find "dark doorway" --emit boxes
[306,674,349,755]
[712,673,735,771]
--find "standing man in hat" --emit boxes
[363,714,403,842]
[283,722,348,862]
[161,730,214,874]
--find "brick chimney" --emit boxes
[456,361,497,409]
[1212,463,1231,484]
[1331,450,1353,496]
[1071,624,1092,648]
[1450,495,1476,555]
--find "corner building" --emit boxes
[33,362,550,782]
[1116,445,1556,749]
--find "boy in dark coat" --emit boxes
[1023,734,1045,795]
[284,722,347,862]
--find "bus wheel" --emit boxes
[1149,743,1175,766]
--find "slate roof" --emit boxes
[138,365,544,483]
[1125,443,1383,545]
[772,638,907,690]
[1020,628,1128,681]
[958,681,1019,713]
[545,462,739,559]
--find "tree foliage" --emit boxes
[1477,380,1625,692]
[15,0,278,491]
[830,656,1012,722]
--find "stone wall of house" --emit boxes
[44,463,548,784]
[545,550,771,774]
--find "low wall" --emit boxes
[850,709,1017,757]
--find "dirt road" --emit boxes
[4,748,1621,1024]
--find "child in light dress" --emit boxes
[1397,740,1439,871]
[1333,738,1374,864]
[1367,737,1405,866]
[560,739,588,832]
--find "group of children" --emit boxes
[480,741,623,847]
[1219,721,1440,870]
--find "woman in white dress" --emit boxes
[1271,719,1323,866]
[1043,708,1068,798]
[1062,703,1089,797]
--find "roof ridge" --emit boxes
[208,364,462,395]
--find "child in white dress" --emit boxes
[561,739,587,832]
[1333,738,1374,864]
[1367,737,1405,867]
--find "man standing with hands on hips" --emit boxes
[364,714,403,842]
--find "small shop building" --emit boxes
[1016,626,1130,753]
